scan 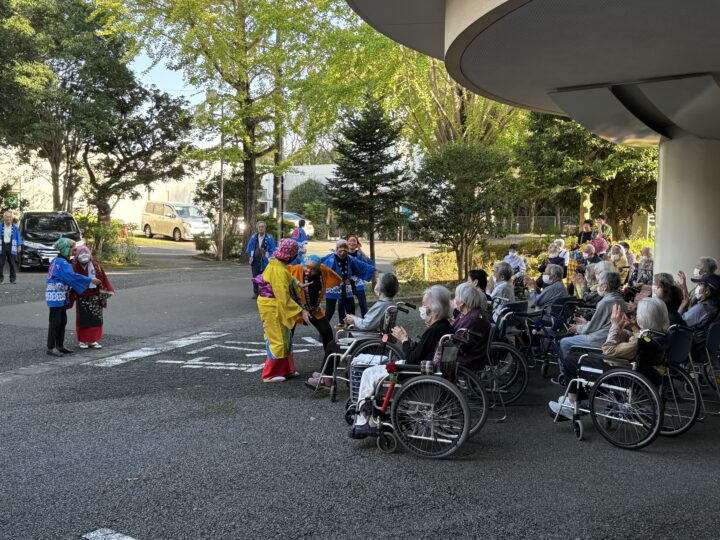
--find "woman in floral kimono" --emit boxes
[255,238,306,383]
[69,245,114,349]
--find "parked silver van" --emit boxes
[142,202,213,241]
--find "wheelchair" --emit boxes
[308,302,414,401]
[685,321,720,417]
[552,325,701,449]
[346,332,489,459]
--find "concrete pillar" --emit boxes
[655,133,720,278]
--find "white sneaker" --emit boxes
[78,342,89,349]
[557,395,575,408]
[263,376,286,383]
[549,400,573,421]
[89,342,102,349]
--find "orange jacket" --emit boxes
[287,264,342,321]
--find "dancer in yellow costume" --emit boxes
[254,238,306,382]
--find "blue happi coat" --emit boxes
[46,256,92,308]
[322,252,375,300]
[348,250,372,292]
[245,233,276,271]
[0,222,23,255]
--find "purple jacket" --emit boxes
[453,308,490,371]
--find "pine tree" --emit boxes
[327,99,406,263]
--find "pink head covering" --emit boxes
[591,236,609,255]
[273,238,299,262]
[73,245,93,259]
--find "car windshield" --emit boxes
[174,206,204,218]
[24,215,78,233]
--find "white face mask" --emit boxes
[611,254,620,261]
[582,252,590,260]
[641,256,648,263]
[597,285,606,297]
[542,274,551,284]
[652,285,658,297]
[78,254,91,265]
[454,299,463,312]
[695,287,705,300]
[419,306,429,321]
[509,251,517,257]
[548,252,558,259]
[693,268,701,277]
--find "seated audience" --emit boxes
[535,243,567,290]
[502,243,526,282]
[656,283,685,327]
[349,285,454,439]
[680,274,720,351]
[627,247,654,288]
[619,241,635,268]
[609,244,629,283]
[488,262,516,320]
[453,283,490,371]
[549,298,668,419]
[344,273,399,332]
[677,256,719,308]
[527,264,567,315]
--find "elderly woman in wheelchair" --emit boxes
[547,297,699,449]
[348,285,454,439]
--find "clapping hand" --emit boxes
[610,304,624,328]
[391,326,409,343]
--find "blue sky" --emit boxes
[130,51,205,105]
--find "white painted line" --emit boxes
[301,337,324,347]
[225,341,267,345]
[83,528,138,540]
[186,344,261,354]
[156,360,185,364]
[85,333,229,367]
[245,348,309,357]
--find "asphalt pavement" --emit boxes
[1,248,720,539]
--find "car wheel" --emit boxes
[144,225,153,238]
[173,228,182,242]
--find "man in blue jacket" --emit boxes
[1,211,23,284]
[245,221,276,299]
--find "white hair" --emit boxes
[594,261,617,277]
[611,244,626,257]
[554,238,565,249]
[3,211,12,218]
[548,242,559,252]
[699,257,718,275]
[636,298,670,332]
[455,282,485,312]
[424,285,452,320]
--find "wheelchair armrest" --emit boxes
[394,364,422,374]
[570,345,603,354]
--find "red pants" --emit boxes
[262,354,296,380]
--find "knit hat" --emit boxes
[336,239,349,249]
[304,255,322,265]
[54,238,73,258]
[274,238,299,262]
[591,235,609,255]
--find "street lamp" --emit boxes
[207,89,225,262]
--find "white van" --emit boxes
[142,202,213,241]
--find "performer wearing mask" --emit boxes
[45,238,101,357]
[69,245,114,349]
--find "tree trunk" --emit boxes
[49,156,62,211]
[529,200,537,234]
[455,243,464,282]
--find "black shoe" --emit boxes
[10,280,15,284]
[348,424,380,439]
[551,375,567,386]
[57,347,74,354]
[47,348,64,357]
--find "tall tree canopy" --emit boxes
[326,99,406,263]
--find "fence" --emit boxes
[501,215,577,234]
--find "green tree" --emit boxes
[516,112,657,238]
[82,85,193,225]
[327,99,406,263]
[1,0,136,211]
[407,142,513,280]
[286,179,326,219]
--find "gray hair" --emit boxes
[594,261,617,278]
[494,262,512,281]
[554,238,565,249]
[636,298,670,333]
[598,271,622,291]
[546,264,564,281]
[611,244,626,257]
[641,246,654,258]
[256,220,266,227]
[3,211,12,218]
[424,285,452,320]
[376,273,399,298]
[583,244,596,254]
[455,282,485,312]
[699,256,718,275]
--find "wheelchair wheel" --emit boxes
[350,340,403,364]
[540,361,550,378]
[391,376,470,459]
[589,369,662,450]
[660,365,700,437]
[377,432,397,454]
[487,342,529,404]
[456,366,489,438]
[573,419,584,441]
[344,406,355,426]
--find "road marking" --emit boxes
[155,357,264,372]
[301,337,324,347]
[245,349,308,357]
[187,344,262,354]
[85,332,229,367]
[83,528,138,540]
[225,341,267,345]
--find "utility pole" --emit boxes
[218,98,225,262]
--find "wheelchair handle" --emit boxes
[397,301,416,310]
[397,306,409,314]
[639,328,667,339]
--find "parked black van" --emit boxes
[19,212,83,268]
